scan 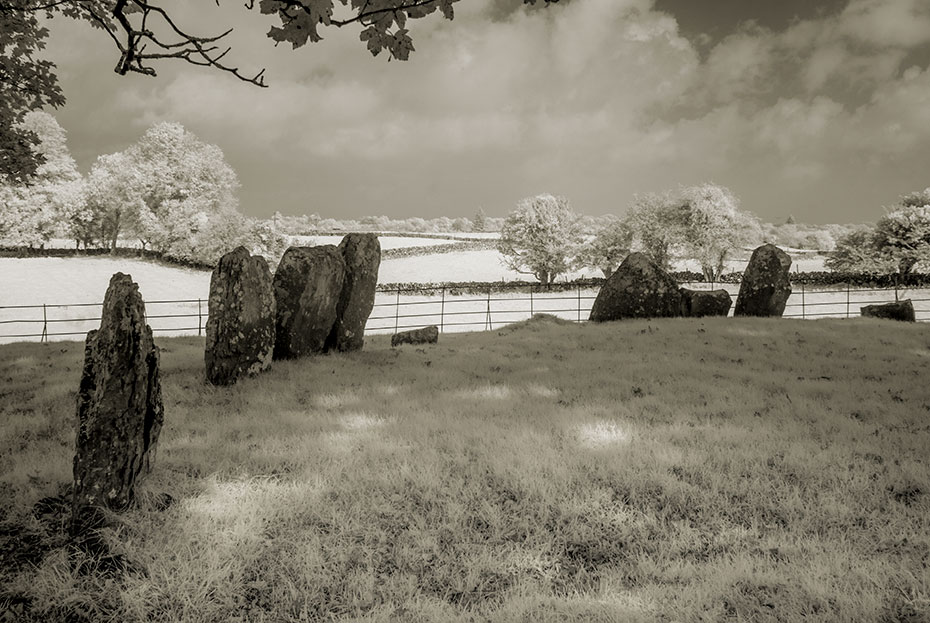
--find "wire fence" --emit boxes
[1,283,929,343]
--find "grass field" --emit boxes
[1,316,929,622]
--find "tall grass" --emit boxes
[1,316,928,622]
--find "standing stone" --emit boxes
[205,246,275,385]
[273,245,346,359]
[861,300,915,322]
[392,325,440,347]
[679,288,733,317]
[326,234,381,352]
[734,244,792,317]
[72,273,163,534]
[589,252,682,322]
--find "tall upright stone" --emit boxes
[589,252,682,322]
[72,273,163,534]
[273,245,346,359]
[205,246,276,385]
[326,234,381,352]
[734,244,792,317]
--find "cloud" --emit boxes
[839,0,930,47]
[38,0,930,223]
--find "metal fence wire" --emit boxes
[1,283,929,343]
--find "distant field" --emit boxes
[1,317,928,622]
[2,247,926,343]
[289,235,468,249]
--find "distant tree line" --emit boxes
[5,114,923,280]
[494,185,929,284]
[0,113,286,266]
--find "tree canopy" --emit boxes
[826,189,930,275]
[497,193,583,284]
[1,0,557,182]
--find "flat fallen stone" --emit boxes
[861,299,915,322]
[392,325,439,347]
[680,288,732,317]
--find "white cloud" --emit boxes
[40,0,930,222]
[839,0,930,48]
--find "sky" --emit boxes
[40,0,930,224]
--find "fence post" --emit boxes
[394,289,400,334]
[530,286,534,318]
[197,298,203,336]
[440,287,445,334]
[846,283,850,319]
[801,281,806,319]
[577,285,581,322]
[41,304,48,343]
[485,288,492,331]
[894,275,899,302]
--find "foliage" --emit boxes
[84,122,239,252]
[872,201,930,274]
[826,189,930,275]
[678,183,762,281]
[575,218,633,277]
[624,191,687,270]
[497,194,583,284]
[473,207,487,232]
[0,112,83,247]
[764,222,841,251]
[825,228,894,274]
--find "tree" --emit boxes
[576,218,633,277]
[473,207,487,232]
[677,183,761,281]
[624,191,686,270]
[84,151,146,249]
[84,121,241,257]
[872,202,930,274]
[497,194,582,284]
[1,1,558,183]
[824,228,894,273]
[0,111,83,247]
[826,189,930,275]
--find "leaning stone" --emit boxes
[680,288,732,317]
[205,246,275,385]
[589,252,681,322]
[327,234,381,352]
[734,244,792,317]
[861,300,915,322]
[392,325,439,347]
[72,273,163,535]
[273,245,346,359]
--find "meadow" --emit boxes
[1,315,928,622]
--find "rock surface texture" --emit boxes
[327,234,381,352]
[205,246,275,385]
[273,245,346,359]
[392,325,439,347]
[734,244,792,317]
[589,252,682,322]
[861,299,915,322]
[72,273,163,534]
[679,288,733,317]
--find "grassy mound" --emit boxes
[1,317,928,622]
